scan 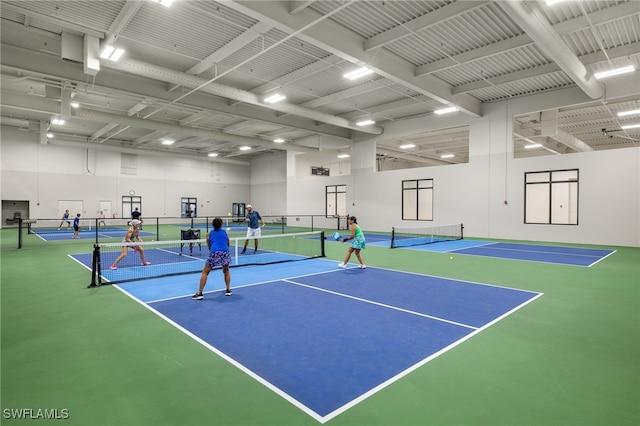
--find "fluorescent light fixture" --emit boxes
[208,152,218,157]
[46,133,54,138]
[100,45,124,61]
[161,139,175,145]
[70,102,79,108]
[594,65,635,80]
[356,119,375,126]
[337,153,350,159]
[273,138,285,143]
[151,0,174,6]
[434,106,459,115]
[546,0,564,5]
[264,94,286,103]
[621,123,640,130]
[344,67,374,80]
[440,154,455,159]
[239,146,251,151]
[51,118,65,125]
[525,143,542,149]
[617,109,640,117]
[399,143,415,149]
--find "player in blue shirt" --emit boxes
[240,204,265,254]
[192,217,231,300]
[72,213,81,239]
[58,210,71,230]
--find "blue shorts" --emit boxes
[205,250,231,268]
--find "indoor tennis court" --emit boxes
[68,242,542,422]
[2,2,639,426]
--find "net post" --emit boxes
[88,244,102,288]
[95,218,99,244]
[320,231,326,257]
[17,218,23,249]
[460,223,464,239]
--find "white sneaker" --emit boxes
[359,264,366,269]
[338,262,346,269]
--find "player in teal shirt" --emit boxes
[338,216,366,269]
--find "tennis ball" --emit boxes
[227,212,232,216]
[226,228,231,231]
[449,256,454,260]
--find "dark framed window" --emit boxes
[326,185,346,218]
[122,195,142,219]
[525,169,578,225]
[402,179,433,221]
[181,197,197,218]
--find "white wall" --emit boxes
[0,126,250,221]
[246,153,287,216]
[285,85,640,248]
[3,82,639,247]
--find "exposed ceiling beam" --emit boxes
[47,135,250,166]
[376,147,453,166]
[547,130,594,152]
[0,44,358,140]
[101,1,143,49]
[452,42,640,95]
[0,91,319,154]
[418,1,638,76]
[289,1,317,15]
[222,0,482,117]
[513,132,563,155]
[364,1,486,51]
[169,21,274,92]
[72,108,320,153]
[497,0,604,100]
[1,2,104,38]
[105,56,382,135]
[249,54,344,98]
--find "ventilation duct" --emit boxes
[61,32,83,64]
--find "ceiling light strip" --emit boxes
[434,107,459,115]
[593,66,635,80]
[344,67,373,80]
[617,109,640,117]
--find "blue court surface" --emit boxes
[363,237,615,267]
[32,227,157,241]
[101,259,542,422]
[414,241,616,267]
[449,242,615,266]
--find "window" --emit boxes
[525,169,578,225]
[326,185,346,218]
[402,179,433,221]
[181,197,197,218]
[122,195,142,219]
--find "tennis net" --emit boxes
[89,231,325,286]
[390,223,463,248]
